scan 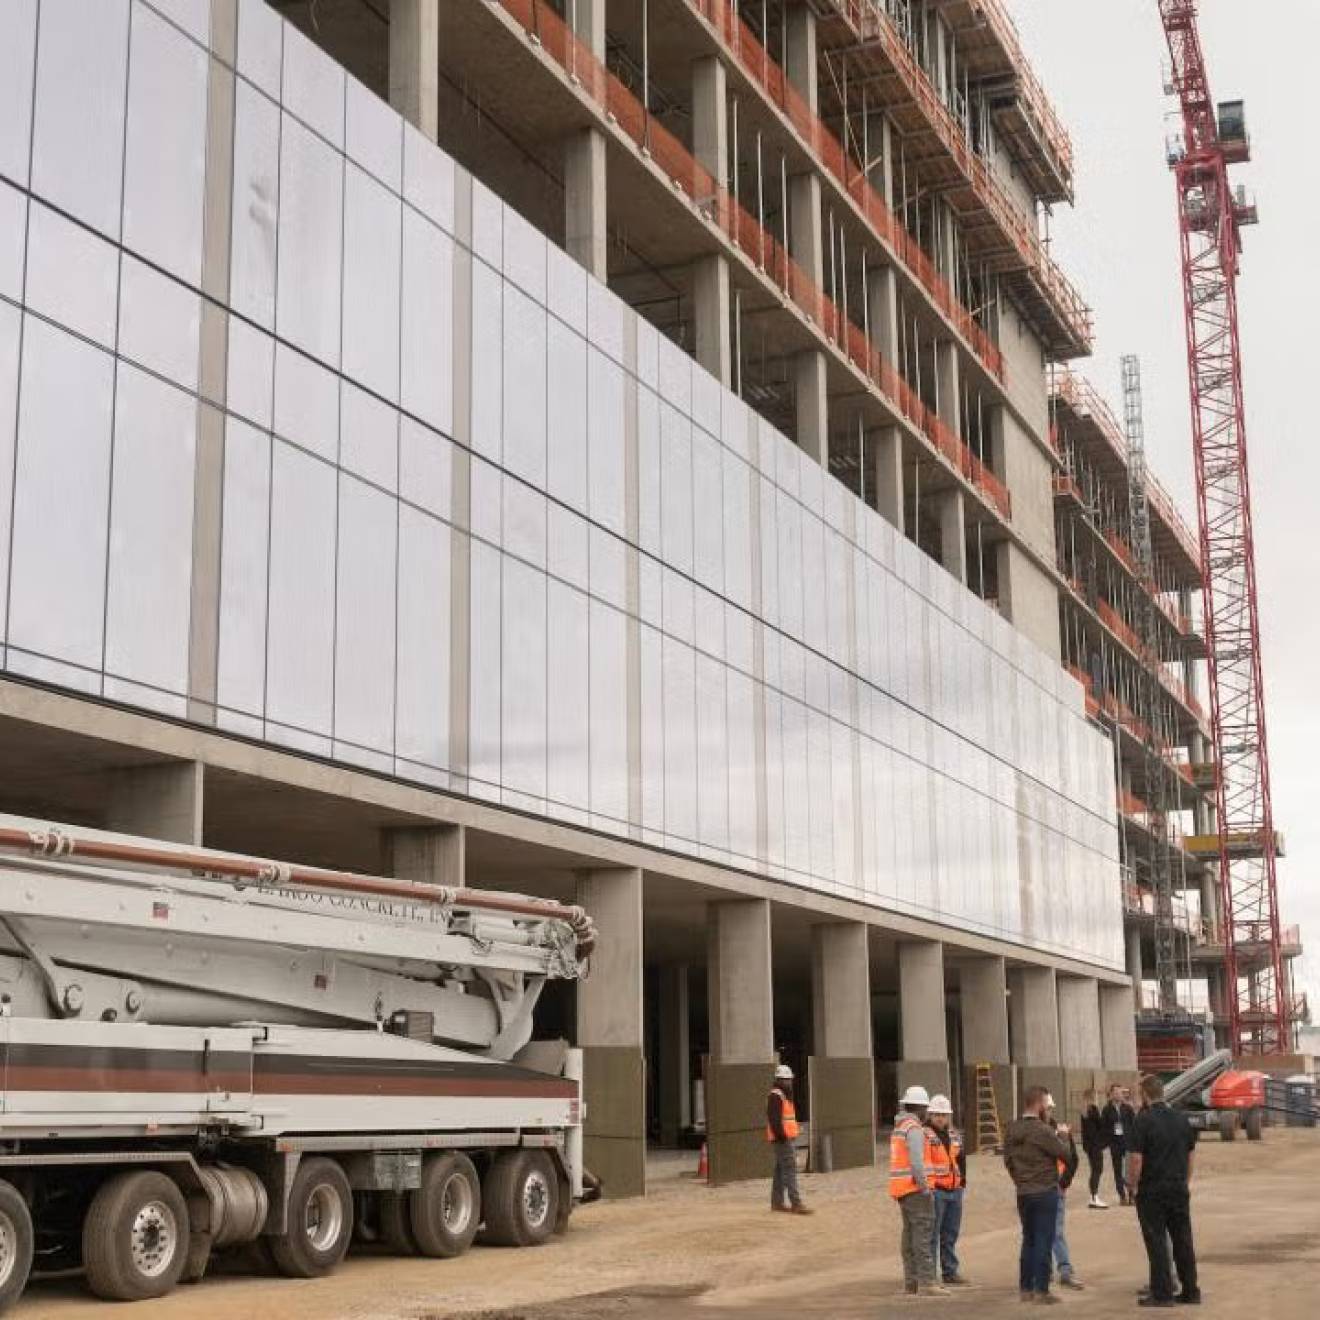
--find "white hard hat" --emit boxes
[927,1094,954,1115]
[774,1063,794,1081]
[900,1085,931,1107]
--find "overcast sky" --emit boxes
[1010,0,1320,1010]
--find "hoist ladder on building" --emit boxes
[974,1063,1003,1153]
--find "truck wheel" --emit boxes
[1245,1107,1264,1141]
[0,1180,34,1313]
[268,1157,353,1278]
[82,1170,189,1301]
[480,1151,559,1248]
[379,1194,417,1256]
[1219,1109,1238,1141]
[409,1153,480,1258]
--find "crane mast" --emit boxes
[1158,1,1287,1054]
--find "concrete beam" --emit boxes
[385,823,465,887]
[784,3,819,114]
[960,956,1010,1065]
[938,487,967,585]
[576,867,646,1197]
[565,128,608,282]
[389,0,439,142]
[871,427,904,533]
[1057,975,1104,1069]
[1099,983,1138,1072]
[1010,966,1061,1067]
[106,761,204,845]
[656,964,691,1146]
[794,350,828,467]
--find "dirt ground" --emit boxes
[16,1130,1320,1320]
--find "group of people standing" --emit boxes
[766,1065,1201,1306]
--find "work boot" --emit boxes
[917,1283,950,1297]
[1175,1293,1202,1306]
[789,1203,814,1215]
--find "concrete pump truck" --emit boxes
[0,814,595,1311]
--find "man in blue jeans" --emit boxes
[925,1094,970,1286]
[1004,1085,1072,1306]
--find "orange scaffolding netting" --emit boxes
[686,0,1005,383]
[494,0,1012,522]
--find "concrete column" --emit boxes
[106,761,204,845]
[934,340,961,437]
[691,55,732,386]
[385,823,465,887]
[898,940,950,1100]
[872,427,904,533]
[866,262,899,364]
[1125,922,1145,1011]
[1100,983,1138,1073]
[864,111,894,208]
[959,956,1013,1147]
[657,965,691,1147]
[569,0,605,55]
[789,172,824,291]
[809,923,875,1170]
[565,128,608,282]
[706,899,775,1184]
[1057,975,1104,1069]
[389,0,439,141]
[784,3,819,114]
[794,350,828,466]
[1010,966,1061,1066]
[693,253,732,388]
[960,957,1010,1065]
[938,487,967,585]
[577,867,646,1197]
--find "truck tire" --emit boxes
[1219,1109,1238,1141]
[268,1157,353,1278]
[378,1193,417,1256]
[1245,1107,1264,1141]
[0,1179,34,1313]
[82,1170,189,1301]
[480,1150,559,1248]
[409,1153,480,1258]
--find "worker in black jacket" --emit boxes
[1047,1103,1085,1290]
[1080,1089,1109,1209]
[1100,1082,1137,1204]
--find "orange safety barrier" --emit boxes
[493,0,1011,522]
[685,0,1005,384]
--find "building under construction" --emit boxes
[0,0,1298,1196]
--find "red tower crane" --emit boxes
[1158,1,1288,1055]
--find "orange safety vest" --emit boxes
[928,1129,964,1191]
[889,1114,934,1200]
[765,1088,800,1143]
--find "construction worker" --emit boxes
[924,1094,970,1287]
[1046,1099,1085,1291]
[889,1085,943,1296]
[1129,1074,1200,1307]
[766,1064,812,1215]
[1003,1085,1072,1306]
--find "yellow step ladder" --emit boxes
[974,1062,1003,1153]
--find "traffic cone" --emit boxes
[696,1141,709,1182]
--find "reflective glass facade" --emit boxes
[0,0,1123,969]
